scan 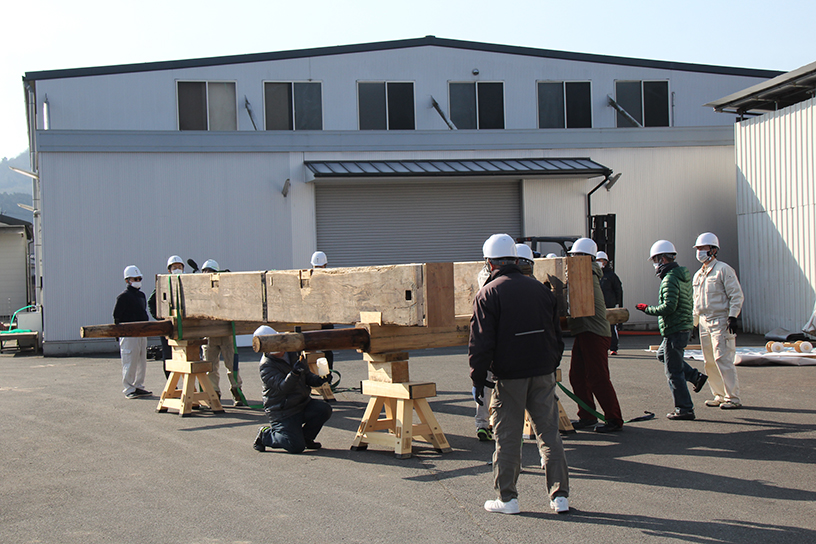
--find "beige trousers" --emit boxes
[204,335,242,396]
[699,315,740,403]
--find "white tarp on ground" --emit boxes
[683,347,816,367]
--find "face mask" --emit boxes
[652,262,660,271]
[696,250,710,263]
[130,281,142,289]
[598,261,606,268]
[170,267,183,274]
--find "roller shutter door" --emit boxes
[315,180,521,267]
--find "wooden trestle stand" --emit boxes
[156,339,224,417]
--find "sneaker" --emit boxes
[610,350,618,355]
[305,441,322,450]
[594,422,623,433]
[125,391,139,399]
[666,409,695,420]
[705,398,724,407]
[134,388,152,397]
[484,498,520,514]
[692,373,708,393]
[476,428,493,441]
[550,496,569,514]
[571,419,598,430]
[233,399,246,407]
[253,426,269,452]
[720,401,742,410]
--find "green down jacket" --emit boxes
[644,264,694,336]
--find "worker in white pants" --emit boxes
[692,233,744,409]
[204,334,243,403]
[120,336,148,395]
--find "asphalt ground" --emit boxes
[2,333,815,544]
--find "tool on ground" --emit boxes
[557,382,654,424]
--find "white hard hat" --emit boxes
[483,234,517,259]
[649,240,677,260]
[545,253,558,259]
[202,259,219,272]
[123,265,142,279]
[515,243,534,262]
[311,251,328,267]
[166,255,184,269]
[253,325,277,336]
[569,238,598,257]
[596,251,609,261]
[693,232,720,249]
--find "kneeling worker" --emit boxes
[253,326,333,453]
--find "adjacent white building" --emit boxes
[0,214,32,321]
[22,36,781,354]
[707,62,816,335]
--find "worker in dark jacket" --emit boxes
[470,234,569,516]
[636,240,707,420]
[596,251,623,354]
[113,265,152,399]
[252,326,332,453]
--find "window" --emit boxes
[537,81,592,129]
[177,81,237,131]
[449,82,504,129]
[264,82,322,130]
[615,80,670,127]
[358,82,415,130]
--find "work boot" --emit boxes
[692,373,708,393]
[305,441,322,450]
[666,409,695,420]
[253,426,269,452]
[705,397,724,407]
[720,400,742,410]
[570,419,598,430]
[594,422,623,433]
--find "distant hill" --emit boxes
[0,150,34,222]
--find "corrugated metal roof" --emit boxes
[24,36,782,82]
[706,60,816,115]
[305,158,611,179]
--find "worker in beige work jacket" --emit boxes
[692,233,745,410]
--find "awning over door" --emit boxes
[305,157,611,181]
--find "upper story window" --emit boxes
[615,80,670,127]
[358,82,415,130]
[264,82,323,130]
[177,81,237,131]
[449,82,504,130]
[537,81,592,129]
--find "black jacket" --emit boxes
[599,266,623,308]
[468,265,564,386]
[113,286,149,324]
[260,353,325,422]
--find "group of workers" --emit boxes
[113,232,744,516]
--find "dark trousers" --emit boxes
[610,324,619,352]
[262,399,332,453]
[656,331,700,413]
[569,332,624,426]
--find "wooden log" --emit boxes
[81,320,173,338]
[364,315,471,354]
[565,255,594,318]
[606,308,630,325]
[423,262,455,328]
[252,328,370,353]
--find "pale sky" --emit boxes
[2,0,814,160]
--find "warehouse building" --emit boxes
[707,62,816,335]
[21,36,781,354]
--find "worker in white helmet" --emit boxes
[595,251,623,355]
[692,233,744,409]
[311,251,328,268]
[113,265,152,399]
[199,259,244,406]
[148,255,185,377]
[515,243,535,276]
[635,240,707,420]
[566,239,623,433]
[470,234,569,515]
[252,326,333,453]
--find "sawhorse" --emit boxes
[156,339,224,417]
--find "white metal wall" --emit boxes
[0,227,28,318]
[33,46,771,133]
[736,97,816,334]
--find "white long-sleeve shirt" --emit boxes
[693,259,744,319]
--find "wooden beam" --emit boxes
[565,256,594,318]
[252,328,370,353]
[81,320,173,338]
[363,315,471,354]
[423,262,455,327]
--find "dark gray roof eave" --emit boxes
[23,36,784,82]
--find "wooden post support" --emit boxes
[522,369,574,438]
[350,350,451,459]
[156,339,224,417]
[304,351,336,402]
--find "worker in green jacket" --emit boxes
[635,240,707,420]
